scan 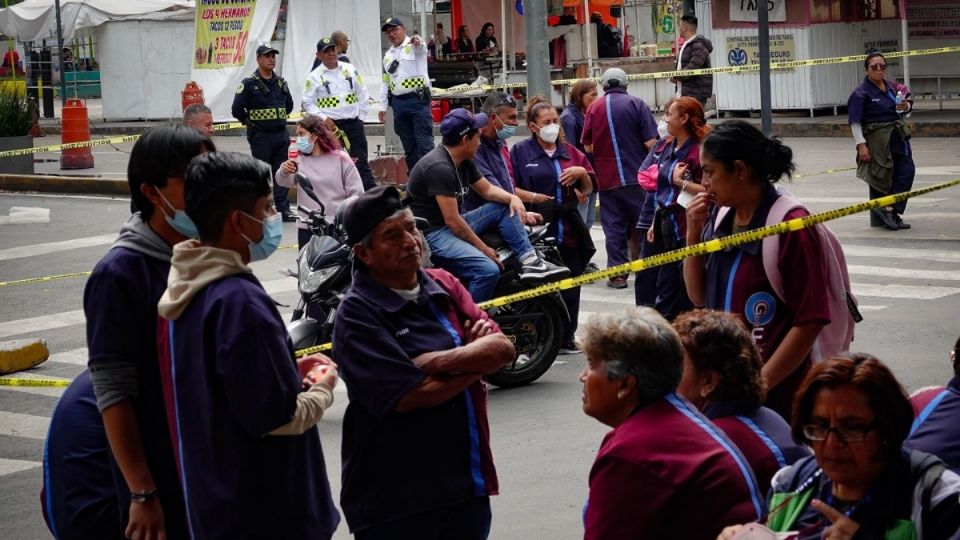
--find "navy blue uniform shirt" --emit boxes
[333,268,497,532]
[847,77,909,126]
[231,70,294,134]
[157,273,339,540]
[464,133,514,212]
[905,377,960,474]
[42,371,122,540]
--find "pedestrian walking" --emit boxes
[848,51,915,231]
[581,67,658,290]
[232,44,296,222]
[332,185,515,539]
[156,152,341,539]
[671,15,713,106]
[683,121,830,419]
[378,17,435,169]
[303,36,376,190]
[85,124,214,540]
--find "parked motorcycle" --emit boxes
[285,173,568,388]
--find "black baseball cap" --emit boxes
[381,17,403,31]
[256,44,279,56]
[343,185,404,244]
[316,37,336,52]
[440,108,488,138]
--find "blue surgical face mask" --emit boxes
[156,189,198,238]
[240,211,283,262]
[495,115,516,140]
[296,135,314,154]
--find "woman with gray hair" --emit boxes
[580,307,763,540]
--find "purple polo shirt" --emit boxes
[581,87,658,191]
[156,273,340,539]
[464,133,514,212]
[704,400,811,491]
[509,138,595,246]
[585,393,762,539]
[701,186,831,417]
[847,77,910,125]
[332,268,498,532]
[905,377,960,474]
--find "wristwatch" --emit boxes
[130,488,159,504]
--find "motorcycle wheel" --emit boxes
[486,295,564,388]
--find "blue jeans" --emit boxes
[577,190,599,229]
[426,203,535,302]
[392,93,435,170]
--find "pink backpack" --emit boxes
[715,191,862,361]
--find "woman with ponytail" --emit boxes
[635,97,710,319]
[683,120,831,419]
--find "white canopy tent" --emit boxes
[0,0,193,41]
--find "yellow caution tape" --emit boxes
[0,376,71,387]
[432,45,960,96]
[0,112,310,159]
[0,244,298,288]
[294,177,960,358]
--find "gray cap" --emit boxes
[601,67,627,89]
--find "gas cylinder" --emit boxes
[181,81,205,111]
[59,98,94,169]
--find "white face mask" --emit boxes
[657,119,670,138]
[537,123,560,144]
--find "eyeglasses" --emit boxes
[869,63,887,71]
[802,423,876,442]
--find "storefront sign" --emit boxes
[194,0,257,69]
[730,0,787,23]
[657,2,675,35]
[907,3,960,39]
[725,34,795,66]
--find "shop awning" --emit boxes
[0,0,194,41]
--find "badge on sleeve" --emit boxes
[236,84,245,94]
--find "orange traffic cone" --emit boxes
[60,98,94,169]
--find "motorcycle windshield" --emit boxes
[303,235,343,268]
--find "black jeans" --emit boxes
[249,130,291,213]
[334,117,376,190]
[354,496,491,540]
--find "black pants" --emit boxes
[557,245,590,346]
[869,130,915,215]
[636,233,692,321]
[334,117,376,190]
[249,130,291,213]
[354,496,491,540]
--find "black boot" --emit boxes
[893,212,911,230]
[871,207,900,231]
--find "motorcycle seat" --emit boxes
[480,231,506,249]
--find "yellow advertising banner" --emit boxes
[194,0,257,69]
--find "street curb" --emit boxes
[0,339,50,375]
[0,174,129,195]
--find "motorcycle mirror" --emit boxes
[414,217,430,231]
[295,172,325,214]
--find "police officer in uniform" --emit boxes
[232,44,296,221]
[303,37,375,190]
[378,17,434,170]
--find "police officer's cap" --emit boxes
[317,37,336,52]
[381,17,404,32]
[343,185,405,245]
[256,44,279,57]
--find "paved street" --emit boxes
[1,137,959,539]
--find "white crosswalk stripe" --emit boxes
[0,458,42,476]
[0,411,51,440]
[0,233,115,261]
[0,310,85,339]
